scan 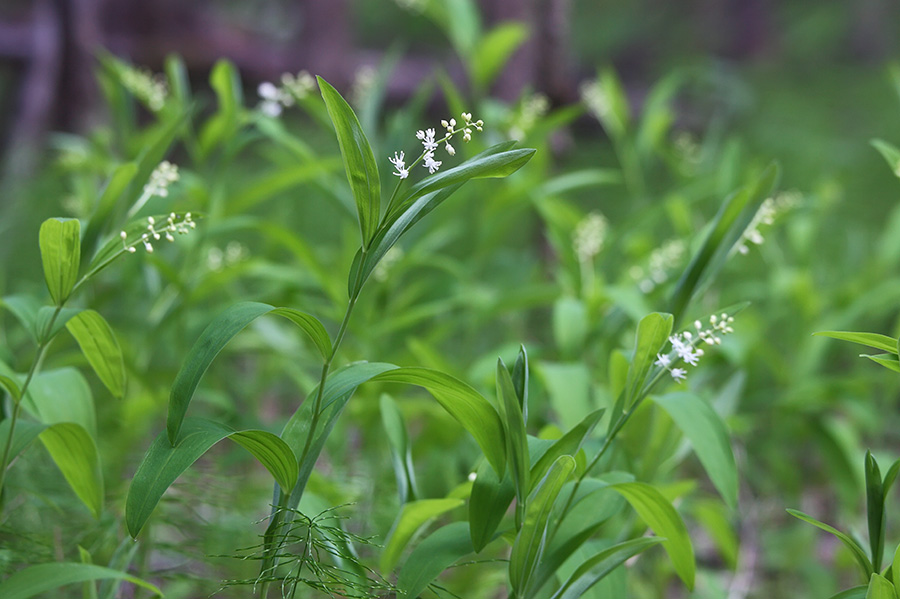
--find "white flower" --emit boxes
[423,151,442,174]
[670,368,687,382]
[445,142,456,156]
[655,353,671,368]
[416,128,438,152]
[389,151,409,179]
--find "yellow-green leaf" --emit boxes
[39,218,81,306]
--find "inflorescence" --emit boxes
[257,70,316,117]
[388,112,484,180]
[654,313,735,382]
[120,213,196,254]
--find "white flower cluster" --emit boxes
[120,213,196,254]
[629,239,686,293]
[573,212,609,262]
[736,191,801,255]
[580,79,611,122]
[144,161,179,198]
[388,112,484,180]
[120,66,167,111]
[351,65,377,107]
[258,70,315,117]
[654,313,735,382]
[207,241,248,272]
[509,93,549,140]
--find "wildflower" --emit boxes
[121,212,196,255]
[416,128,438,153]
[573,212,608,262]
[654,312,736,382]
[120,65,167,111]
[445,142,456,156]
[143,161,179,199]
[351,65,376,107]
[509,93,549,139]
[388,151,409,179]
[735,191,800,256]
[632,239,686,293]
[423,152,442,174]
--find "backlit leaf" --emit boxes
[66,310,126,398]
[39,218,81,306]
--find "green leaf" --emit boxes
[553,297,588,357]
[652,392,738,509]
[168,302,331,444]
[788,508,874,580]
[468,456,515,552]
[668,163,778,325]
[814,331,899,355]
[512,345,529,422]
[472,22,529,90]
[529,408,605,492]
[0,419,45,463]
[397,521,473,599]
[625,313,673,410]
[82,162,138,258]
[0,375,21,402]
[317,76,381,246]
[509,455,576,597]
[550,537,665,599]
[866,451,887,571]
[832,587,872,599]
[538,362,593,430]
[35,306,82,343]
[497,358,529,519]
[590,67,630,140]
[0,562,163,599]
[371,367,506,478]
[611,482,695,589]
[380,394,418,504]
[861,354,900,373]
[39,422,104,518]
[872,139,900,179]
[39,218,81,306]
[389,143,535,222]
[0,294,42,342]
[127,417,298,537]
[22,367,96,436]
[380,497,464,574]
[198,59,242,156]
[892,543,900,592]
[66,310,126,399]
[866,574,898,599]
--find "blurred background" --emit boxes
[2,1,900,598]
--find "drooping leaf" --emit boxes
[168,302,331,443]
[652,392,738,509]
[39,422,104,518]
[66,310,126,398]
[0,562,162,599]
[371,367,506,477]
[397,521,473,599]
[509,455,576,597]
[22,367,96,436]
[861,354,900,373]
[814,331,899,355]
[611,482,695,589]
[39,218,81,306]
[127,418,298,537]
[318,76,381,246]
[380,498,464,574]
[787,509,874,580]
[550,537,665,599]
[625,312,673,410]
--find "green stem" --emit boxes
[0,305,62,503]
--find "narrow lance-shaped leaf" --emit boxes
[787,508,874,580]
[380,498,464,574]
[318,76,381,246]
[611,482,696,590]
[550,537,665,599]
[127,417,298,537]
[509,455,576,597]
[0,562,162,599]
[625,312,673,410]
[861,354,900,373]
[66,310,126,399]
[866,451,886,572]
[380,394,418,504]
[814,331,900,355]
[0,375,21,402]
[497,357,529,524]
[668,163,778,326]
[652,392,738,509]
[512,345,529,423]
[168,301,331,444]
[39,218,81,306]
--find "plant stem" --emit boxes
[0,305,62,502]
